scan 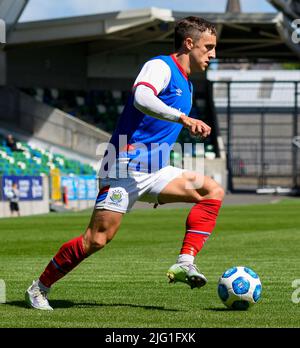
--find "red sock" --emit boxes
[39,235,87,288]
[180,199,222,257]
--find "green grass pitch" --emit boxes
[0,199,299,328]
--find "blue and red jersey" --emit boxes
[104,54,193,174]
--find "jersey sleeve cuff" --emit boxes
[132,82,158,96]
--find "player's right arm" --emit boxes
[133,59,211,139]
[178,114,211,138]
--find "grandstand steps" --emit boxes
[0,86,110,162]
[0,125,99,175]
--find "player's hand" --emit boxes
[179,114,211,138]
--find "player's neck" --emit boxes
[172,52,191,77]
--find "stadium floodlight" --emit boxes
[0,19,5,48]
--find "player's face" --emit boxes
[189,30,216,72]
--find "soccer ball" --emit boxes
[217,266,262,310]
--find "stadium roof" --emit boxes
[6,7,300,61]
[0,0,29,48]
[0,0,29,32]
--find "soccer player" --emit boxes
[25,16,224,310]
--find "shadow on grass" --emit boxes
[204,307,248,312]
[6,300,182,312]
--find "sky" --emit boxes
[19,0,276,22]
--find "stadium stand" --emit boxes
[21,87,128,134]
[0,132,96,176]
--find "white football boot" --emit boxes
[167,263,207,289]
[25,280,53,311]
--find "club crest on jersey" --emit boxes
[176,88,183,96]
[109,190,123,204]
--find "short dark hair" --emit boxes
[174,16,217,50]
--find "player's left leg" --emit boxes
[157,171,224,289]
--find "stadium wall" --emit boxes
[66,199,95,211]
[7,44,87,89]
[0,175,49,218]
[0,86,110,159]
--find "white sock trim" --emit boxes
[177,254,195,265]
[38,280,50,293]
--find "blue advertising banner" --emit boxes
[85,176,98,200]
[2,176,43,201]
[60,176,77,201]
[60,176,97,201]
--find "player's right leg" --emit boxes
[155,169,224,289]
[25,209,123,310]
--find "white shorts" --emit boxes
[95,166,184,213]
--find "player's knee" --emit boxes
[85,234,108,254]
[209,184,225,201]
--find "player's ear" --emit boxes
[185,37,194,51]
